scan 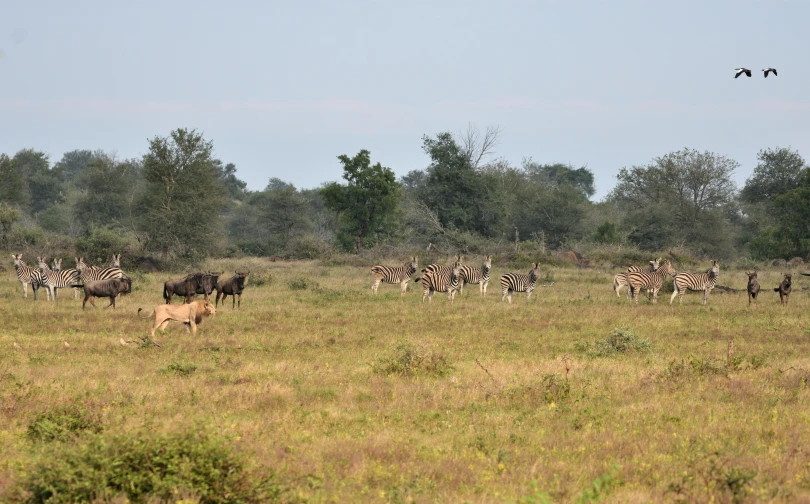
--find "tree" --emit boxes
[214,160,248,201]
[740,147,805,204]
[611,148,738,255]
[14,148,62,214]
[523,160,595,198]
[136,128,227,261]
[257,178,312,251]
[0,154,27,208]
[53,149,97,183]
[75,152,140,231]
[321,150,401,253]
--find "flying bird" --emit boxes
[762,68,777,78]
[735,68,752,78]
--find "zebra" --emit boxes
[50,258,83,300]
[370,257,418,295]
[422,255,463,278]
[75,254,121,272]
[36,257,81,301]
[613,258,660,298]
[75,257,125,282]
[414,264,462,303]
[627,260,676,304]
[458,255,492,296]
[11,254,46,300]
[670,260,720,305]
[500,263,540,304]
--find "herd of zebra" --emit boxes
[11,254,130,301]
[371,256,544,303]
[371,255,728,305]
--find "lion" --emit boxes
[138,300,216,337]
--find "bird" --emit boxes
[735,68,752,78]
[63,341,70,349]
[762,68,777,78]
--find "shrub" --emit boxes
[576,327,652,357]
[372,342,454,377]
[287,277,316,290]
[75,226,133,266]
[17,431,283,503]
[27,405,103,443]
[163,361,198,377]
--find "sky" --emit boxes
[1,1,809,200]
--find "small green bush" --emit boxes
[372,342,454,377]
[594,327,652,357]
[18,431,283,503]
[27,405,103,443]
[287,277,315,290]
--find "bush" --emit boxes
[27,405,103,443]
[287,277,315,290]
[163,361,198,377]
[372,342,454,377]
[576,327,652,357]
[17,431,283,503]
[75,226,133,266]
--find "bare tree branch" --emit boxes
[457,123,502,170]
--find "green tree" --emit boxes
[136,128,227,261]
[767,169,810,256]
[14,149,63,214]
[53,149,97,183]
[259,178,311,251]
[610,148,738,256]
[0,202,21,243]
[75,153,140,231]
[740,147,805,204]
[0,154,27,209]
[214,160,248,201]
[523,160,596,198]
[321,150,401,253]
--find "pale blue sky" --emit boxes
[1,1,808,199]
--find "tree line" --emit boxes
[1,125,808,268]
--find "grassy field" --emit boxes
[2,258,810,503]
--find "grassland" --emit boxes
[2,259,810,503]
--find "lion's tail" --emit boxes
[137,307,154,319]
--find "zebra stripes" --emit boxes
[670,260,719,305]
[458,255,492,296]
[36,257,82,301]
[613,258,659,298]
[415,264,462,303]
[627,260,676,304]
[76,257,125,283]
[500,263,540,303]
[11,254,45,300]
[50,258,83,300]
[370,257,418,295]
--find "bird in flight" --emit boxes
[762,68,777,78]
[734,68,752,78]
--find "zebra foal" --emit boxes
[670,260,719,305]
[458,255,492,296]
[370,257,418,295]
[627,260,675,304]
[500,263,540,304]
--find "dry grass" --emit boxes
[2,259,810,502]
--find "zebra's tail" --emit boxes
[414,277,422,283]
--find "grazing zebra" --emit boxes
[11,254,46,300]
[500,263,540,304]
[670,260,720,305]
[627,260,676,304]
[370,257,418,295]
[458,255,492,296]
[415,264,462,303]
[50,258,83,300]
[36,257,81,301]
[613,258,660,298]
[75,257,125,282]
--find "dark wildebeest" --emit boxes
[746,271,760,306]
[79,278,132,310]
[163,273,206,304]
[774,273,792,305]
[195,271,222,301]
[215,271,249,308]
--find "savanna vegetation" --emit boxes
[2,124,810,270]
[2,258,810,502]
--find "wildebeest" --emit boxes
[215,271,249,308]
[79,278,132,310]
[774,273,792,305]
[138,299,216,337]
[746,271,760,306]
[195,271,222,301]
[163,273,205,304]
